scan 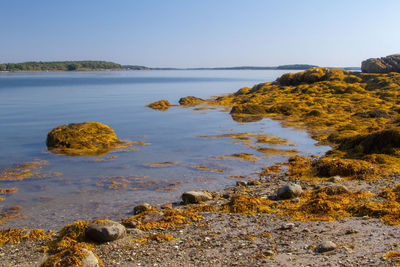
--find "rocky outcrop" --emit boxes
[361,54,400,73]
[146,99,173,111]
[179,96,205,106]
[46,122,123,156]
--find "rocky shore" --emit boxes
[1,57,400,266]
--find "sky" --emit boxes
[1,0,399,68]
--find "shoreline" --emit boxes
[1,67,400,266]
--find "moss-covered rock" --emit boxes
[146,100,172,111]
[46,122,123,156]
[179,96,205,106]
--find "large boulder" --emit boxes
[46,122,123,156]
[361,54,400,73]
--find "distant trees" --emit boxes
[0,61,122,71]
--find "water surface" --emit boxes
[0,70,330,229]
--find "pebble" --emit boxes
[317,241,337,253]
[280,223,295,230]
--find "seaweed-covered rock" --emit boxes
[362,54,400,73]
[85,220,126,243]
[179,96,205,106]
[40,247,100,267]
[277,183,303,199]
[134,203,153,215]
[46,122,123,156]
[339,128,400,155]
[182,190,212,204]
[146,99,172,111]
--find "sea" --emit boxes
[0,70,330,229]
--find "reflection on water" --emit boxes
[0,70,330,229]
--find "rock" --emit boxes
[263,250,275,256]
[46,122,123,156]
[181,190,212,204]
[317,240,337,252]
[361,54,400,73]
[161,203,173,210]
[316,185,349,195]
[236,181,248,187]
[127,228,143,235]
[134,203,153,214]
[86,220,126,242]
[80,248,100,267]
[277,183,303,199]
[41,247,100,267]
[179,96,205,106]
[248,180,261,186]
[279,223,295,230]
[146,99,173,111]
[329,176,343,183]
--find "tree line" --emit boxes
[0,61,122,71]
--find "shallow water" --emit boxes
[0,70,330,229]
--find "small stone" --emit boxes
[280,223,295,230]
[248,180,261,186]
[318,241,337,253]
[236,181,248,187]
[81,248,100,267]
[329,176,342,183]
[161,204,172,210]
[86,220,126,242]
[134,203,153,214]
[345,229,358,235]
[264,250,275,256]
[181,190,212,204]
[277,183,303,199]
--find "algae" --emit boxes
[46,122,126,156]
[146,99,173,111]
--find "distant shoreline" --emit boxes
[0,60,361,72]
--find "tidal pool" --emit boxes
[0,70,330,229]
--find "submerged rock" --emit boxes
[146,99,172,111]
[85,220,126,242]
[277,183,303,199]
[46,122,123,156]
[179,96,205,106]
[182,190,212,204]
[361,54,400,73]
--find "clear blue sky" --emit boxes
[1,0,399,67]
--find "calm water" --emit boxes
[0,70,330,229]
